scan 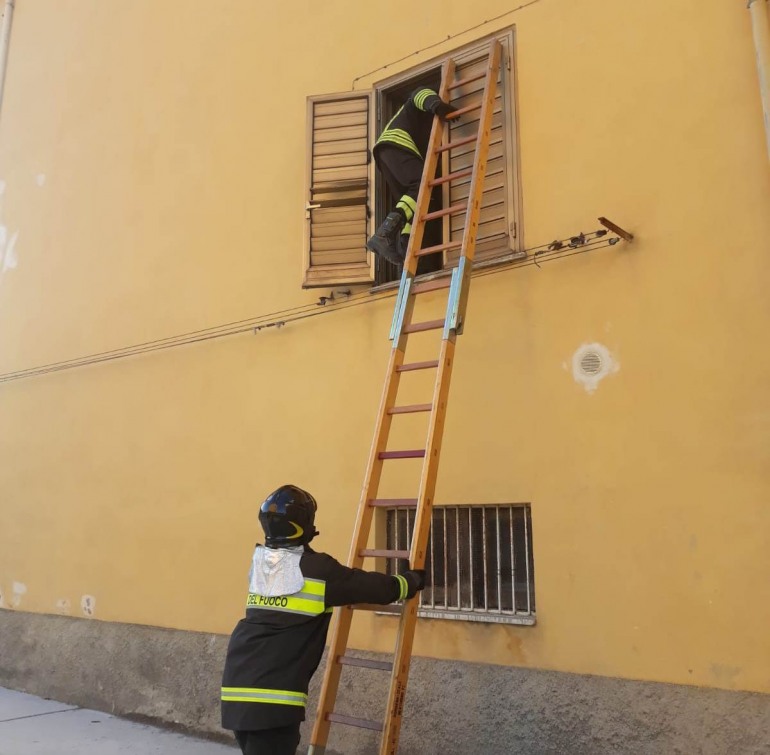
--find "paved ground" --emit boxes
[0,688,237,754]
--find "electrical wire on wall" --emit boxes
[351,0,546,89]
[0,224,630,385]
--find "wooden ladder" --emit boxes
[308,39,502,755]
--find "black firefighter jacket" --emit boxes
[221,545,409,731]
[374,87,446,160]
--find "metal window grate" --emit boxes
[386,504,535,625]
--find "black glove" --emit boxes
[431,100,458,120]
[400,569,426,599]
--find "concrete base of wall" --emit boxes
[1,610,768,754]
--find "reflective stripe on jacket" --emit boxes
[221,687,308,707]
[245,577,333,616]
[374,87,443,159]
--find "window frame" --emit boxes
[371,27,524,279]
[302,28,525,290]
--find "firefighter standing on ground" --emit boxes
[366,87,457,265]
[221,484,426,755]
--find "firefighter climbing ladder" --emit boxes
[308,39,502,755]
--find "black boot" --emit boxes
[366,211,404,264]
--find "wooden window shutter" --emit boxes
[444,36,519,266]
[303,91,374,288]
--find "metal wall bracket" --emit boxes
[598,217,634,242]
[389,271,412,341]
[444,265,462,339]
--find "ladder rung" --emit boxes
[396,359,440,371]
[327,713,383,732]
[412,280,451,295]
[378,449,426,460]
[448,71,487,90]
[421,203,467,222]
[428,168,473,187]
[388,403,432,415]
[415,240,462,258]
[369,498,419,508]
[360,548,411,559]
[445,102,482,119]
[338,655,394,671]
[354,603,402,614]
[403,319,444,334]
[435,134,477,154]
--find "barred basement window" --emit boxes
[386,504,535,625]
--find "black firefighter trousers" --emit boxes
[373,144,424,232]
[235,725,301,755]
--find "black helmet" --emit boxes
[259,484,319,548]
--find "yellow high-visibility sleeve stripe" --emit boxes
[396,202,414,222]
[221,687,308,706]
[302,578,325,595]
[413,88,438,111]
[394,574,408,600]
[222,687,307,698]
[221,696,306,706]
[397,195,417,220]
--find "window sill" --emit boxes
[375,607,537,626]
[369,250,527,294]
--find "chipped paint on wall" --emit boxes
[11,582,27,608]
[0,178,19,279]
[0,227,19,271]
[710,664,742,687]
[81,595,96,617]
[568,342,620,394]
[55,598,72,614]
[35,173,46,187]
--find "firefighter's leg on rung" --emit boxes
[368,146,424,264]
[388,149,422,261]
[394,196,415,260]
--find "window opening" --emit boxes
[386,504,536,625]
[304,29,521,290]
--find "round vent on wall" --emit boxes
[570,342,618,393]
[579,350,603,376]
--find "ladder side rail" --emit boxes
[309,58,456,755]
[309,343,407,751]
[375,61,460,755]
[379,40,501,755]
[348,346,409,570]
[379,337,456,755]
[401,58,456,276]
[307,603,353,755]
[453,40,502,333]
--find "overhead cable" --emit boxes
[0,228,620,384]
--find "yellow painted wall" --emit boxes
[1,0,769,696]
